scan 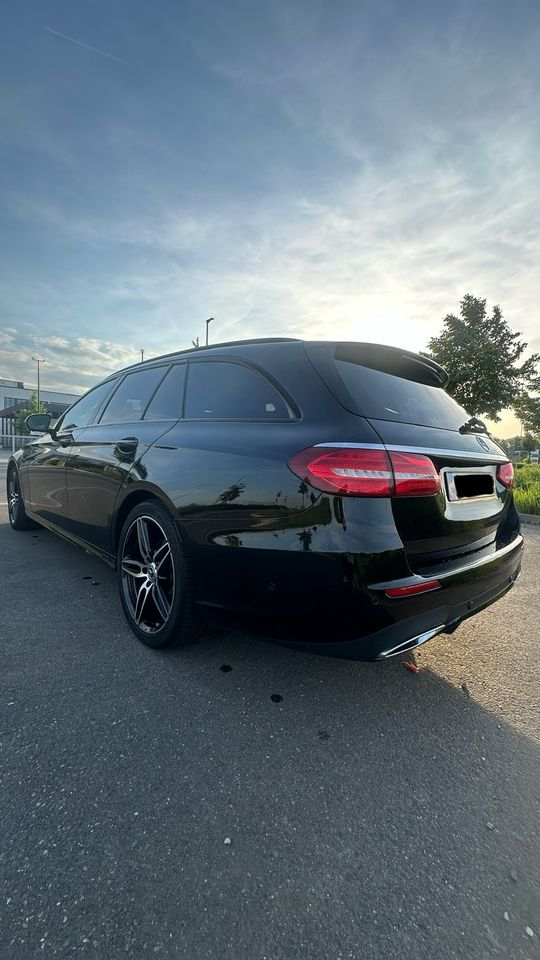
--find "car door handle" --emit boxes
[115,437,139,457]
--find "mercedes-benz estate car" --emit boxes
[7,338,523,660]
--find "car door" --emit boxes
[21,379,118,528]
[64,364,186,556]
[157,358,301,616]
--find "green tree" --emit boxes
[426,295,539,422]
[14,392,47,436]
[507,433,540,453]
[492,436,512,458]
[513,392,540,437]
[521,432,540,453]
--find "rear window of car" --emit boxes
[335,361,469,428]
[307,343,469,429]
[185,360,292,420]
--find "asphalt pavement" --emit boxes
[1,469,539,959]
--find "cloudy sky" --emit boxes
[1,0,539,433]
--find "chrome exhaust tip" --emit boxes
[376,624,445,660]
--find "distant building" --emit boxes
[0,377,79,444]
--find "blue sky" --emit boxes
[1,0,539,431]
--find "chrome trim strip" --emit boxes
[314,442,508,463]
[369,534,523,590]
[376,624,445,660]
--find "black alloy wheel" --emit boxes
[7,467,36,530]
[118,500,199,648]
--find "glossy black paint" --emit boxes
[10,338,523,659]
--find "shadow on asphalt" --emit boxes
[2,517,539,959]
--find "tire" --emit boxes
[7,466,37,531]
[117,500,200,649]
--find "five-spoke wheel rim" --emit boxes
[7,472,20,525]
[121,516,175,634]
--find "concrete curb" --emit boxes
[519,513,540,525]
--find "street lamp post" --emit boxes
[32,357,46,408]
[205,317,214,347]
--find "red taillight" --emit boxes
[496,462,514,488]
[288,446,441,498]
[288,447,393,496]
[389,451,441,497]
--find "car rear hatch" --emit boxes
[304,341,519,576]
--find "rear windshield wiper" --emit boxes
[458,416,490,435]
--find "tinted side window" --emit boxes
[60,380,118,430]
[100,367,167,424]
[185,361,290,420]
[144,364,186,420]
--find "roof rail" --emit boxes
[114,337,302,375]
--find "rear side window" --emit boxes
[185,361,290,420]
[100,367,167,424]
[144,364,186,420]
[335,360,469,429]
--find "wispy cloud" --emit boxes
[0,330,139,394]
[3,135,540,363]
[43,27,129,66]
[0,0,537,437]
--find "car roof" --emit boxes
[104,337,447,387]
[110,338,302,377]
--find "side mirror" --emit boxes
[25,413,52,433]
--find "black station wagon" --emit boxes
[8,338,523,659]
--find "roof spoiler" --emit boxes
[329,342,449,388]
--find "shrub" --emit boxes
[513,463,540,515]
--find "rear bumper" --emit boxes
[273,533,524,661]
[368,533,524,593]
[372,564,520,659]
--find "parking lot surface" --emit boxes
[1,468,539,959]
